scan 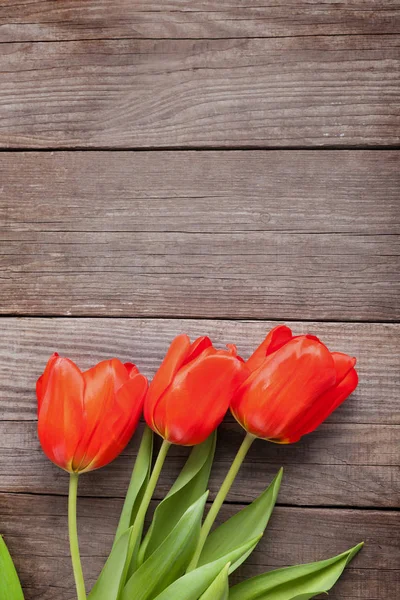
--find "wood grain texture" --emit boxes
[1,318,399,508]
[0,36,399,148]
[1,420,398,508]
[1,1,399,42]
[1,318,399,424]
[0,493,398,600]
[1,151,399,320]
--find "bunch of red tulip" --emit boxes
[2,326,362,600]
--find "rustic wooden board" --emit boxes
[1,1,399,42]
[1,493,398,600]
[1,318,398,424]
[0,36,399,148]
[1,318,399,508]
[1,151,399,319]
[1,420,398,508]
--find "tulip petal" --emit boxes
[246,325,293,371]
[144,334,191,428]
[287,366,359,442]
[184,336,213,364]
[331,352,357,384]
[154,353,248,445]
[74,362,147,472]
[71,359,126,470]
[36,352,59,413]
[125,362,140,376]
[232,336,336,440]
[37,357,85,471]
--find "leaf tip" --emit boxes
[346,541,364,564]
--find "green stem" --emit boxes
[68,473,87,600]
[186,432,255,573]
[125,439,171,575]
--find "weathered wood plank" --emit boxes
[0,1,399,43]
[2,151,399,234]
[1,151,399,319]
[0,36,398,148]
[1,420,398,507]
[1,318,398,424]
[1,493,398,599]
[1,318,399,507]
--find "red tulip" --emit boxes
[37,353,148,473]
[231,325,358,443]
[144,334,249,445]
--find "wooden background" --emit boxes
[0,2,399,599]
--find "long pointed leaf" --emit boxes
[153,535,262,600]
[199,563,230,600]
[122,492,209,600]
[88,529,133,600]
[138,432,216,565]
[229,542,363,600]
[0,536,24,600]
[88,427,153,599]
[199,468,282,572]
[115,426,153,543]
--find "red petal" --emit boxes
[37,357,85,471]
[73,359,129,470]
[286,366,358,442]
[80,372,148,472]
[246,325,293,371]
[144,334,191,427]
[232,336,336,440]
[153,353,248,445]
[36,352,59,414]
[124,362,139,376]
[331,352,357,384]
[184,336,213,364]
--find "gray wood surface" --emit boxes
[1,1,399,42]
[1,420,398,508]
[0,318,398,509]
[1,493,398,600]
[1,151,399,320]
[1,318,399,423]
[0,2,398,598]
[0,36,399,148]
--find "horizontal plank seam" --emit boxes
[3,420,399,428]
[1,146,400,152]
[1,491,398,511]
[1,314,399,325]
[2,231,398,237]
[1,31,400,45]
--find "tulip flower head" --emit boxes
[144,334,249,445]
[37,354,148,473]
[231,325,358,443]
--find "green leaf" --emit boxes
[199,562,230,600]
[152,535,262,600]
[115,426,153,543]
[122,492,209,600]
[88,528,133,600]
[0,536,24,600]
[88,427,153,599]
[199,468,282,572]
[290,594,326,600]
[229,542,363,600]
[138,432,216,565]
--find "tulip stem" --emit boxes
[68,473,87,600]
[125,439,171,576]
[186,432,256,573]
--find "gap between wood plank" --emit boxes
[1,314,399,324]
[1,146,400,152]
[1,489,397,512]
[1,32,400,46]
